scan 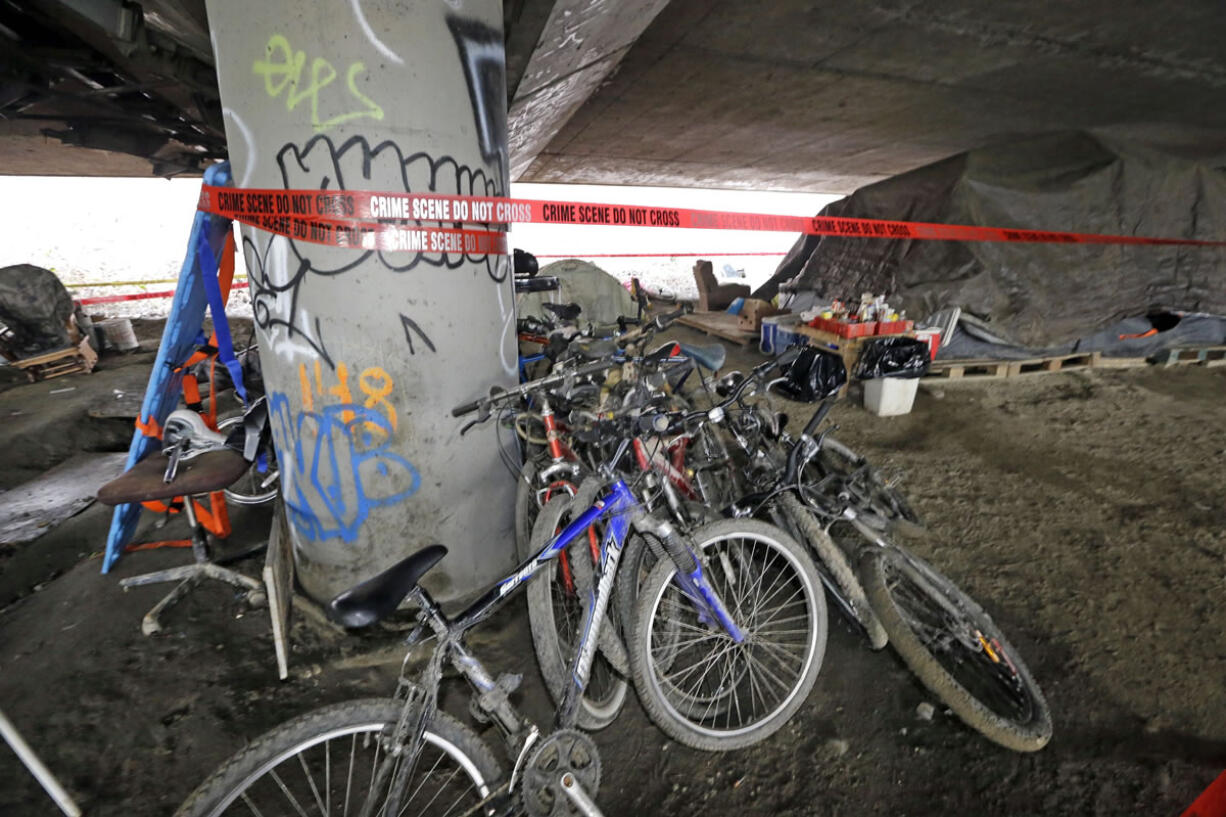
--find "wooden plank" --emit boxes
[928,359,1010,379]
[10,346,77,369]
[263,502,293,681]
[1151,345,1226,367]
[1007,352,1099,377]
[677,311,757,346]
[1093,356,1149,369]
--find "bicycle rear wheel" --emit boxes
[628,518,827,751]
[175,699,502,817]
[860,546,1052,751]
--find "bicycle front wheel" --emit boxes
[860,546,1052,751]
[175,699,503,817]
[629,518,827,751]
[525,490,629,731]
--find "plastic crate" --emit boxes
[807,317,878,338]
[875,319,914,335]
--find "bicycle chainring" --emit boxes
[519,728,601,817]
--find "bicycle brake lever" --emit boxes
[459,418,480,436]
[163,440,185,484]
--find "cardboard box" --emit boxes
[736,299,786,331]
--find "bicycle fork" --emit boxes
[631,503,745,643]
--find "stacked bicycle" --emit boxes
[175,310,1049,817]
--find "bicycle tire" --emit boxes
[778,492,888,650]
[628,518,827,751]
[859,546,1052,752]
[514,457,543,555]
[524,488,629,731]
[175,698,502,817]
[217,415,279,506]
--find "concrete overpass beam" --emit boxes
[508,0,671,180]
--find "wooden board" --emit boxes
[1092,356,1150,369]
[10,339,97,382]
[677,311,757,346]
[1151,345,1226,367]
[928,351,1109,380]
[262,503,294,681]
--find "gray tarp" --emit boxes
[0,264,74,357]
[755,132,1226,348]
[939,313,1226,361]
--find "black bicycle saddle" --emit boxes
[327,545,448,628]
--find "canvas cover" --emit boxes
[755,132,1226,348]
[0,264,74,357]
[517,258,637,326]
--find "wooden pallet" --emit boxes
[677,311,757,346]
[928,351,1101,380]
[10,338,97,382]
[1151,345,1226,367]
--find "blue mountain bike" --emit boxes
[175,363,826,817]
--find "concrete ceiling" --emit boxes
[514,0,1226,192]
[3,0,1226,193]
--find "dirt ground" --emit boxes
[1,325,1224,816]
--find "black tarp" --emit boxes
[0,264,75,357]
[755,132,1226,348]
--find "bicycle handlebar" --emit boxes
[451,358,619,417]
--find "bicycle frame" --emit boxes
[451,478,636,727]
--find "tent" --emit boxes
[755,131,1226,349]
[517,258,637,326]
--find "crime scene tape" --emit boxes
[78,282,249,306]
[197,185,1226,251]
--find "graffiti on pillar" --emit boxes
[242,232,335,367]
[268,360,419,543]
[275,134,504,278]
[399,314,436,355]
[446,17,508,176]
[244,13,514,376]
[253,34,385,133]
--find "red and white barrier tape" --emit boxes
[78,282,249,306]
[197,185,1226,250]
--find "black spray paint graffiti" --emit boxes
[447,16,508,178]
[243,231,335,367]
[275,133,505,280]
[247,13,512,366]
[399,314,436,355]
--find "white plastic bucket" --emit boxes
[863,377,919,417]
[98,318,139,351]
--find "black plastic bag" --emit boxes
[775,347,847,402]
[855,337,930,379]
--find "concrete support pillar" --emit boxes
[205,1,518,601]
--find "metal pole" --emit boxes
[0,708,82,817]
[205,0,518,601]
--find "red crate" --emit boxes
[875,320,914,335]
[808,317,879,338]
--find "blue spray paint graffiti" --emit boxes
[268,391,420,542]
